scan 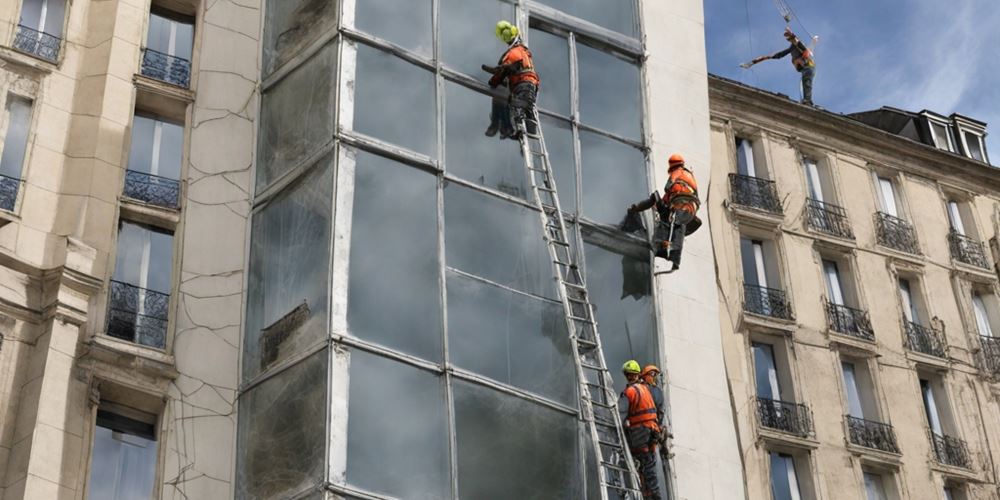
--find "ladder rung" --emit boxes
[569,314,594,324]
[598,438,624,449]
[600,461,632,474]
[553,259,578,268]
[580,361,606,372]
[576,339,597,351]
[550,239,571,247]
[591,400,617,410]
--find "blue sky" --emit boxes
[704,0,1000,162]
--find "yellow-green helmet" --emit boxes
[622,360,642,375]
[495,20,519,44]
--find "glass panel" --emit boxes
[348,151,442,361]
[920,379,943,433]
[863,472,888,500]
[347,350,449,499]
[579,131,646,225]
[354,43,436,156]
[19,0,43,30]
[752,343,780,400]
[540,115,577,213]
[577,43,641,139]
[965,132,985,161]
[113,221,174,294]
[877,177,898,217]
[147,11,194,60]
[127,115,183,180]
[803,157,822,201]
[972,293,994,337]
[739,237,759,286]
[237,351,327,500]
[823,260,844,305]
[447,271,575,405]
[841,362,864,419]
[453,380,581,498]
[736,138,757,177]
[440,0,515,77]
[257,43,337,192]
[87,411,158,500]
[932,122,952,151]
[947,201,966,234]
[528,29,570,117]
[536,0,637,36]
[0,96,32,180]
[245,158,332,381]
[355,0,432,56]
[769,453,793,500]
[262,0,337,76]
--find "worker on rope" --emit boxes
[642,365,671,462]
[627,154,701,274]
[481,20,540,140]
[743,27,816,105]
[621,360,662,500]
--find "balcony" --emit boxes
[931,432,972,469]
[755,397,813,437]
[948,230,989,269]
[123,170,181,209]
[0,175,21,212]
[12,25,61,62]
[106,280,169,349]
[874,212,920,255]
[729,174,782,215]
[825,302,874,341]
[140,48,191,88]
[806,199,854,240]
[743,284,793,320]
[980,336,1000,375]
[904,320,946,358]
[846,416,900,454]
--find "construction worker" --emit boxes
[641,365,670,459]
[627,154,701,274]
[620,360,662,500]
[743,27,816,105]
[481,20,540,139]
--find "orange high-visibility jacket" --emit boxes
[490,44,540,87]
[661,166,699,215]
[622,383,660,430]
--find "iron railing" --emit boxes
[755,397,813,437]
[948,230,989,269]
[980,336,1000,375]
[729,174,783,215]
[743,284,793,320]
[874,212,920,255]
[106,280,169,349]
[13,25,61,62]
[140,48,191,88]
[931,432,972,469]
[846,416,900,454]
[0,174,21,212]
[123,170,181,209]
[825,302,875,341]
[806,198,854,239]
[904,320,946,358]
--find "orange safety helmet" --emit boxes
[641,364,660,379]
[668,153,685,170]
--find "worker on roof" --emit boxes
[744,27,816,105]
[627,154,701,274]
[481,20,540,140]
[620,360,662,500]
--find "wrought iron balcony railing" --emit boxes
[755,397,813,437]
[13,25,61,62]
[0,174,21,212]
[140,48,191,88]
[743,284,793,320]
[107,280,169,349]
[931,432,972,469]
[948,230,989,269]
[729,174,783,215]
[123,170,181,209]
[846,415,900,454]
[806,199,854,239]
[825,302,875,341]
[980,335,1000,375]
[904,320,946,358]
[874,212,920,255]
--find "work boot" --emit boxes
[485,123,499,137]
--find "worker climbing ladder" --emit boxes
[516,111,644,500]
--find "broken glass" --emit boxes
[355,0,432,56]
[580,131,647,226]
[528,29,570,117]
[539,115,577,213]
[236,351,327,500]
[353,43,437,156]
[578,43,641,139]
[535,0,638,37]
[257,43,337,192]
[347,150,442,361]
[440,0,515,77]
[245,158,332,382]
[346,350,449,499]
[263,0,337,76]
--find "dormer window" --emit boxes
[961,130,987,163]
[929,120,956,152]
[953,114,990,164]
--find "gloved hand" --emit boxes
[481,64,499,74]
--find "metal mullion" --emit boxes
[252,139,337,211]
[446,266,562,305]
[237,339,330,396]
[576,120,646,151]
[261,31,340,92]
[449,366,580,417]
[341,28,436,73]
[337,130,440,174]
[333,334,445,375]
[326,481,397,500]
[441,172,539,212]
[567,31,584,224]
[537,107,574,124]
[524,0,642,57]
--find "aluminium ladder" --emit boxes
[516,110,644,500]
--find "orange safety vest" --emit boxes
[622,383,659,430]
[791,44,814,71]
[498,44,540,87]
[661,166,700,215]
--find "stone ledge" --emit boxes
[757,427,820,451]
[847,442,904,467]
[133,73,195,104]
[80,334,179,382]
[0,46,56,74]
[728,202,784,228]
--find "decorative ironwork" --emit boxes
[0,174,21,212]
[874,212,920,255]
[13,25,61,62]
[904,320,946,358]
[106,280,169,349]
[846,416,900,453]
[825,302,875,341]
[931,432,972,469]
[755,397,813,437]
[948,230,989,269]
[979,335,1000,375]
[140,48,191,88]
[729,174,783,215]
[123,170,181,209]
[806,199,854,239]
[743,284,793,320]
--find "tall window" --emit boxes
[107,221,174,349]
[141,7,195,87]
[876,177,901,218]
[842,361,870,419]
[125,113,183,208]
[731,136,782,214]
[88,405,159,500]
[863,471,891,500]
[736,137,762,177]
[769,452,803,500]
[753,343,783,401]
[962,131,987,163]
[740,237,790,319]
[898,277,926,325]
[0,95,32,211]
[972,292,999,338]
[13,0,65,61]
[929,120,956,152]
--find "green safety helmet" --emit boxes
[622,360,642,375]
[495,20,519,44]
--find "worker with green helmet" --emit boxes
[481,20,540,140]
[620,360,663,500]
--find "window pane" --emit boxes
[752,343,779,400]
[536,0,637,36]
[112,221,174,293]
[440,0,515,76]
[454,380,581,498]
[262,0,337,76]
[540,115,577,213]
[863,472,888,500]
[237,350,327,500]
[0,96,32,179]
[245,158,332,381]
[19,0,43,30]
[447,271,575,405]
[347,350,449,498]
[88,412,158,500]
[578,43,641,139]
[841,362,864,419]
[354,44,436,156]
[257,43,337,192]
[355,0,432,56]
[146,12,194,60]
[965,132,985,161]
[127,115,183,180]
[769,452,793,500]
[42,0,66,37]
[348,151,442,361]
[580,131,646,225]
[529,29,570,116]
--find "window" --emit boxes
[823,256,872,339]
[769,452,804,500]
[535,0,638,37]
[88,404,159,500]
[141,7,195,87]
[944,484,968,500]
[736,137,764,177]
[107,221,174,349]
[972,291,999,338]
[962,131,987,163]
[898,277,927,325]
[13,0,65,61]
[929,120,956,152]
[124,113,183,208]
[841,361,878,419]
[921,376,972,468]
[920,378,948,436]
[876,176,901,218]
[899,276,947,357]
[803,156,852,238]
[732,137,782,214]
[0,95,32,211]
[752,341,811,436]
[740,237,790,319]
[863,471,891,500]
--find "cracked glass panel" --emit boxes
[529,29,570,117]
[353,43,436,156]
[262,0,337,76]
[440,0,515,77]
[580,130,646,225]
[445,81,525,199]
[540,115,577,213]
[257,43,337,192]
[237,350,327,500]
[245,157,332,382]
[447,270,576,405]
[347,350,449,498]
[355,0,432,56]
[454,380,581,498]
[536,0,637,37]
[578,43,641,140]
[348,150,442,361]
